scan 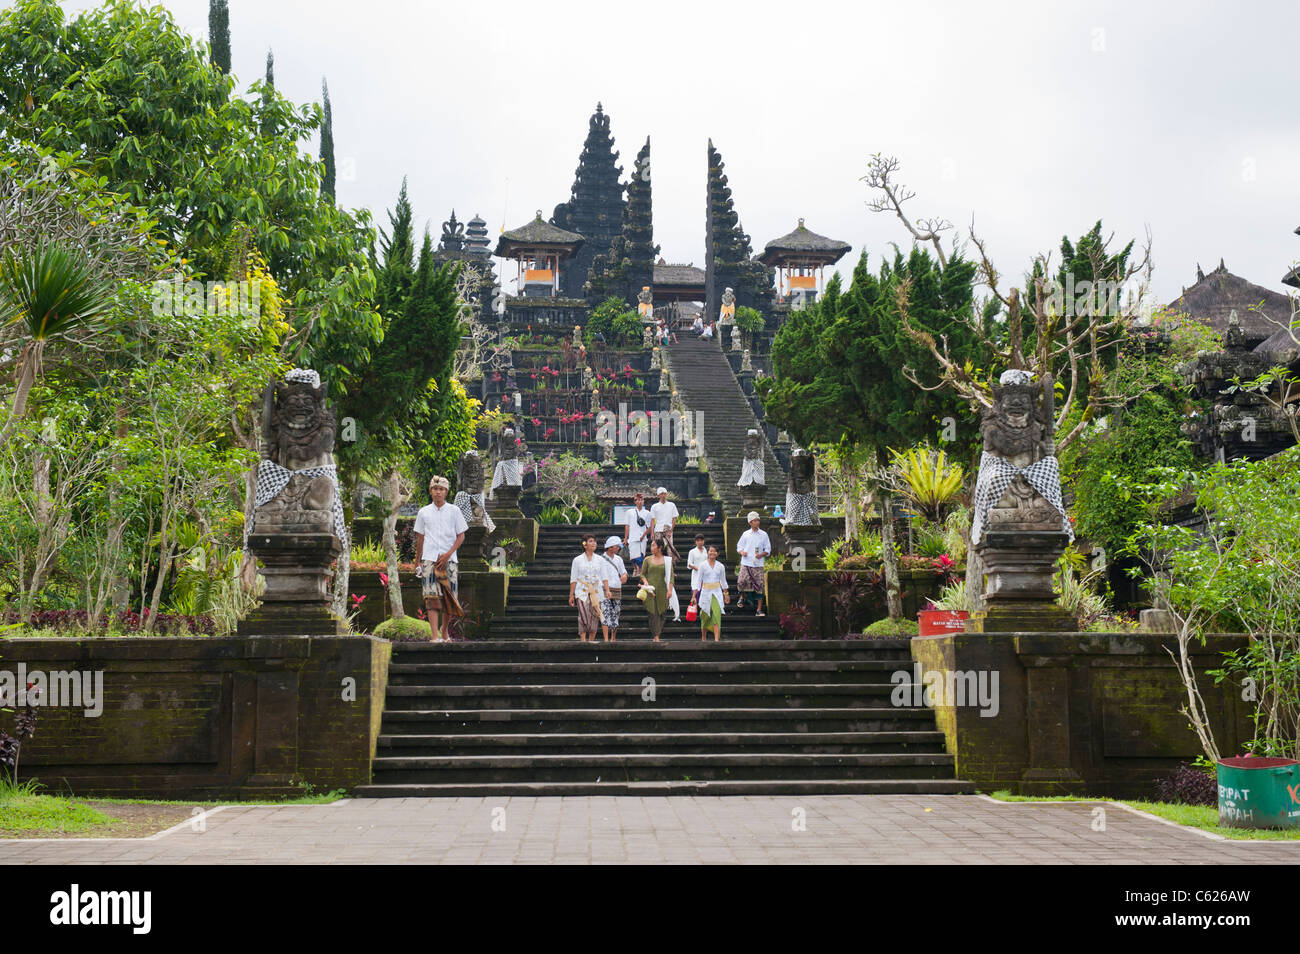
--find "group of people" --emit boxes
[407,473,775,644]
[568,492,772,643]
[689,312,716,339]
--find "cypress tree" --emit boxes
[259,49,274,136]
[320,77,336,203]
[208,0,230,74]
[376,178,414,312]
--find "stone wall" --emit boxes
[910,631,1255,796]
[0,635,390,798]
[765,569,949,635]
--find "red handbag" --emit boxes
[685,599,698,621]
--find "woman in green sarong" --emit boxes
[640,535,670,642]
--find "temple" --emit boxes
[760,218,851,306]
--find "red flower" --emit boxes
[379,572,389,587]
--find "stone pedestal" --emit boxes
[238,532,341,636]
[781,524,825,564]
[458,525,492,572]
[489,484,524,517]
[740,483,766,514]
[969,530,1077,633]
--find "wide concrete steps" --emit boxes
[363,640,971,796]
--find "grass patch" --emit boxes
[0,783,115,834]
[986,790,1300,840]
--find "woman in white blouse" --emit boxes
[696,545,729,641]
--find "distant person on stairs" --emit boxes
[413,475,467,642]
[639,535,671,642]
[623,492,651,570]
[569,532,611,643]
[735,511,771,617]
[599,536,628,642]
[697,545,729,641]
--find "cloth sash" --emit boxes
[970,452,1072,544]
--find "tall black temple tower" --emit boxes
[551,103,626,299]
[704,139,773,323]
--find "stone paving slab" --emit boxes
[1,795,1296,864]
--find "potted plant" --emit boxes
[918,579,971,636]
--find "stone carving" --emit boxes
[738,429,765,488]
[600,438,616,468]
[642,323,654,349]
[582,365,594,390]
[637,285,654,319]
[251,368,346,543]
[971,370,1071,543]
[740,347,752,371]
[492,426,524,493]
[719,286,736,325]
[572,324,583,348]
[650,346,661,370]
[454,449,495,533]
[732,324,743,352]
[783,444,817,525]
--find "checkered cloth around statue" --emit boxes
[738,458,765,487]
[454,490,496,534]
[491,459,522,492]
[783,491,816,526]
[970,452,1072,545]
[251,459,349,547]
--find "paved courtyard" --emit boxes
[2,795,1298,864]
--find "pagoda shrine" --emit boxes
[760,219,851,306]
[494,211,584,298]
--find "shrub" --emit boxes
[734,305,765,335]
[1154,763,1217,806]
[585,297,642,348]
[864,617,919,636]
[828,569,880,636]
[373,616,434,641]
[778,601,814,640]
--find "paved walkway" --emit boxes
[3,796,1297,864]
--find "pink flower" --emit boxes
[379,573,389,587]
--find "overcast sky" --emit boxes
[61,0,1300,304]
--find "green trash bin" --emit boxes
[1216,756,1300,830]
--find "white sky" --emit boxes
[59,0,1300,303]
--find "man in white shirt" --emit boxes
[623,492,651,570]
[736,510,771,617]
[413,475,468,641]
[650,487,680,563]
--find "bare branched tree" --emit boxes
[865,154,1155,454]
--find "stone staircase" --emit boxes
[356,638,973,796]
[492,523,781,640]
[663,334,784,514]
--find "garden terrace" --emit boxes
[502,297,589,330]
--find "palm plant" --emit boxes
[0,241,115,442]
[890,446,965,523]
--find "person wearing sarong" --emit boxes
[414,475,467,642]
[623,492,651,570]
[639,536,670,642]
[697,546,729,641]
[735,511,771,617]
[569,533,611,642]
[599,536,628,642]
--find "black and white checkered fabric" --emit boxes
[738,458,765,487]
[251,459,348,547]
[783,491,817,526]
[491,459,522,492]
[285,368,320,387]
[971,452,1072,544]
[454,490,496,534]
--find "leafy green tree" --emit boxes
[762,249,979,619]
[0,0,381,394]
[584,296,641,348]
[208,0,229,74]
